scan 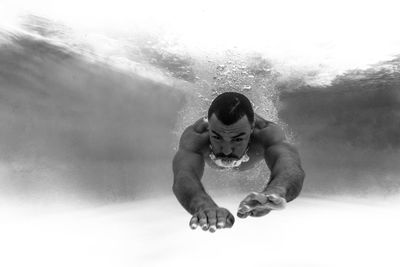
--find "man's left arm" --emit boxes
[237,124,305,218]
[263,141,305,202]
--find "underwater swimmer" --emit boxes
[172,92,305,233]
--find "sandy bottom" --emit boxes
[0,193,398,267]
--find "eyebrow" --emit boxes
[232,132,246,138]
[211,130,246,139]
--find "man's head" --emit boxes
[208,92,254,126]
[207,92,255,164]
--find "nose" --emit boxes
[221,143,233,156]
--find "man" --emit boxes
[172,92,305,233]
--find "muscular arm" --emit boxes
[172,148,217,214]
[261,125,305,202]
[264,142,305,202]
[172,123,235,232]
[172,122,217,214]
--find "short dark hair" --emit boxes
[207,92,254,125]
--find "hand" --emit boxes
[237,192,286,218]
[189,207,235,233]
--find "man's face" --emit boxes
[208,114,254,161]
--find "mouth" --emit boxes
[214,157,242,168]
[216,156,239,162]
[220,158,233,164]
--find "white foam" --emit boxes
[0,195,398,267]
[2,0,400,87]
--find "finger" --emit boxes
[238,204,252,213]
[206,209,217,233]
[252,192,269,204]
[198,211,209,231]
[216,209,226,228]
[239,192,268,210]
[253,195,286,210]
[237,210,250,218]
[237,199,261,217]
[209,225,217,233]
[245,200,263,209]
[225,213,235,228]
[239,192,259,206]
[267,194,280,203]
[216,209,235,228]
[250,208,271,217]
[267,194,287,209]
[237,207,250,218]
[189,215,199,229]
[254,202,283,211]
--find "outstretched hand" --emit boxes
[189,207,235,233]
[237,192,286,218]
[188,193,285,232]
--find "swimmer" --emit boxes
[172,92,305,233]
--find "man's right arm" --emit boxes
[172,147,217,214]
[172,126,234,232]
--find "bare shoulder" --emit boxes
[253,114,285,147]
[178,118,209,153]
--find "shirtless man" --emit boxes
[172,92,305,233]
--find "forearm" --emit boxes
[173,172,218,215]
[264,144,305,202]
[264,163,305,202]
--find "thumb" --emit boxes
[267,194,281,204]
[240,192,268,207]
[265,194,287,209]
